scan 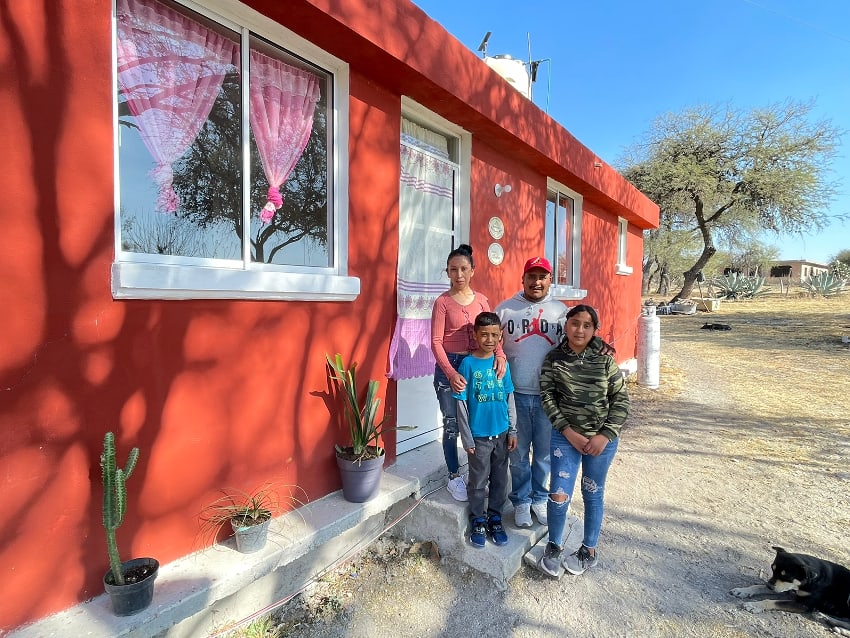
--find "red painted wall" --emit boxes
[470,140,642,356]
[0,3,402,629]
[0,0,656,630]
[580,203,643,355]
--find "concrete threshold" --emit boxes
[9,441,546,637]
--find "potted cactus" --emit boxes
[101,431,158,616]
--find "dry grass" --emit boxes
[642,292,850,464]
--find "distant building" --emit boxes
[767,260,830,283]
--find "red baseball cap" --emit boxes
[523,256,552,274]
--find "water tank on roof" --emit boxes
[484,54,530,98]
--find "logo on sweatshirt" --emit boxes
[514,308,555,345]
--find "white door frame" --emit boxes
[396,99,470,455]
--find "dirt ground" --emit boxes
[261,295,850,638]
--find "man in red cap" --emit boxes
[494,257,562,528]
[495,257,612,529]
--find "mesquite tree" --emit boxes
[621,100,843,302]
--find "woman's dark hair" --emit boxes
[446,243,474,268]
[474,311,500,329]
[566,304,599,330]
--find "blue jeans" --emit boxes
[546,427,619,550]
[509,393,551,506]
[434,353,467,475]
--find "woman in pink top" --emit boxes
[431,244,506,501]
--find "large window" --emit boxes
[544,181,583,298]
[112,0,356,300]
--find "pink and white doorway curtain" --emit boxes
[388,121,456,380]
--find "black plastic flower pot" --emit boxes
[103,557,158,616]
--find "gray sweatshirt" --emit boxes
[494,292,567,395]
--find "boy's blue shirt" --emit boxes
[453,355,516,441]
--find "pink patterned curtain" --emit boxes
[116,0,239,213]
[249,50,321,224]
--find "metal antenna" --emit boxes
[526,31,553,112]
[477,31,492,57]
[529,58,552,113]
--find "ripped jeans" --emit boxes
[433,353,467,476]
[546,427,619,550]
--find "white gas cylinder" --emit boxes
[637,305,660,389]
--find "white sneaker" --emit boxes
[514,503,532,528]
[531,501,548,526]
[447,475,468,502]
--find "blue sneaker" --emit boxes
[469,517,487,548]
[487,514,508,546]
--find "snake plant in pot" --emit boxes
[327,353,407,502]
[101,431,158,616]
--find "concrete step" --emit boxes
[10,443,447,638]
[8,441,570,636]
[389,486,553,589]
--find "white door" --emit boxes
[392,118,460,454]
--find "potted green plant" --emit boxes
[326,353,413,502]
[199,483,306,553]
[101,431,158,616]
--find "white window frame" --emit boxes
[545,178,586,300]
[616,217,633,275]
[111,0,358,301]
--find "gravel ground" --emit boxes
[265,297,850,638]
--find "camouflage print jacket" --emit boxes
[539,336,630,441]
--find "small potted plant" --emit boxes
[199,483,305,553]
[101,431,158,616]
[326,353,413,502]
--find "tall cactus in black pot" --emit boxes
[101,431,138,585]
[100,431,158,615]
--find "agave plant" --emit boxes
[325,353,415,462]
[712,273,769,299]
[801,271,845,298]
[326,353,389,461]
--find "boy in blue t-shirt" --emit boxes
[454,311,517,548]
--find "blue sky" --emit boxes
[413,0,850,264]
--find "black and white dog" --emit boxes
[731,546,850,636]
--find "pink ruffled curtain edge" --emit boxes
[249,49,321,225]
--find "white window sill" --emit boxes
[615,264,634,275]
[112,262,360,301]
[550,285,587,301]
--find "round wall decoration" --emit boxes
[487,242,505,266]
[488,216,505,240]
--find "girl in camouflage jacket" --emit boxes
[535,304,630,578]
